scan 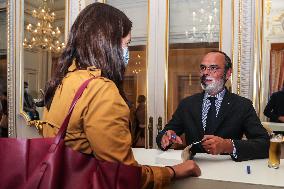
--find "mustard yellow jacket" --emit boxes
[42,63,171,189]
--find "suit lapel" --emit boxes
[210,90,234,134]
[191,92,205,138]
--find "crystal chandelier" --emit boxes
[184,0,219,43]
[131,54,142,75]
[23,0,65,53]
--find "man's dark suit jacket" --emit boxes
[264,90,284,123]
[156,90,270,162]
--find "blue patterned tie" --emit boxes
[205,97,217,134]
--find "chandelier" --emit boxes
[184,0,219,43]
[132,54,142,74]
[23,0,65,53]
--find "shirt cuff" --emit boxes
[159,130,167,136]
[230,139,238,159]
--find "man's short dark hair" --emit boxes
[209,50,232,71]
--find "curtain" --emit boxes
[270,50,284,95]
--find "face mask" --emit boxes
[122,47,129,66]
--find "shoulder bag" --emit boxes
[0,77,141,189]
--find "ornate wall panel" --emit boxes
[232,0,258,106]
[67,0,82,31]
[239,0,254,99]
[252,0,263,116]
[7,0,19,137]
[232,0,255,99]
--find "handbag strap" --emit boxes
[54,77,96,145]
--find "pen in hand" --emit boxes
[169,134,181,145]
[170,134,177,140]
[191,140,203,146]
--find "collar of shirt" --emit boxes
[201,88,226,131]
[66,60,102,78]
[204,88,226,101]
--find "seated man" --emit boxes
[156,50,270,162]
[264,83,284,123]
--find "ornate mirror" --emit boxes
[6,0,93,137]
[0,0,8,137]
[21,0,66,125]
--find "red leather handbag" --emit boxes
[0,77,142,189]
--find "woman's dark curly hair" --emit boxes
[44,3,132,109]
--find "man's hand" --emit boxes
[161,130,183,149]
[201,135,233,155]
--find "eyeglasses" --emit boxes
[200,65,223,73]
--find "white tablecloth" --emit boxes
[132,148,284,189]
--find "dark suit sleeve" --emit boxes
[233,100,270,161]
[264,95,278,121]
[156,101,186,150]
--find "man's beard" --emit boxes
[200,75,225,95]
